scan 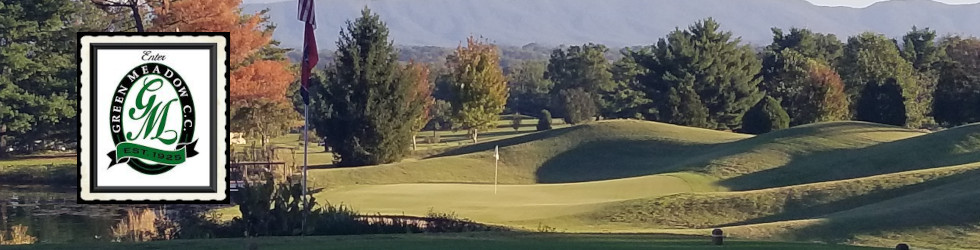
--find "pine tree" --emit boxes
[605,49,652,119]
[311,8,422,166]
[0,0,95,155]
[545,43,613,120]
[635,18,763,130]
[447,36,509,143]
[900,26,942,74]
[664,82,710,128]
[556,88,597,124]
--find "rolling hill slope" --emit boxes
[309,120,749,188]
[307,120,980,248]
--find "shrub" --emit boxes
[742,96,790,134]
[537,109,553,131]
[0,225,37,245]
[111,207,174,242]
[511,113,523,131]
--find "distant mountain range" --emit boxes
[244,0,980,50]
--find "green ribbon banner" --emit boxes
[114,142,186,165]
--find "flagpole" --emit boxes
[298,0,317,235]
[494,146,498,195]
[302,99,308,235]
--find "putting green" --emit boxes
[318,173,709,227]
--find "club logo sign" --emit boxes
[107,63,198,174]
[78,33,229,203]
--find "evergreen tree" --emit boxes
[759,49,809,121]
[447,36,509,143]
[764,27,843,67]
[0,0,100,154]
[546,43,613,120]
[742,96,790,134]
[664,81,710,128]
[604,49,652,119]
[839,32,927,127]
[856,79,908,126]
[311,8,423,166]
[635,18,763,129]
[934,36,980,127]
[556,88,597,124]
[900,26,942,74]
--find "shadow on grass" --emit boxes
[718,123,980,190]
[533,122,919,183]
[787,174,980,246]
[717,168,980,228]
[533,139,728,183]
[429,126,577,158]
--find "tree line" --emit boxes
[3,2,980,166]
[304,10,980,167]
[0,0,297,157]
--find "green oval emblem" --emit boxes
[107,63,198,175]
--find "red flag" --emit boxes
[298,0,318,104]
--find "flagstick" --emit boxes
[302,101,308,235]
[494,146,498,195]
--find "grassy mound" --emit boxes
[723,171,980,249]
[307,120,980,249]
[712,122,980,190]
[310,120,749,188]
[588,162,980,229]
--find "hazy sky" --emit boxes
[806,0,980,7]
[242,0,980,8]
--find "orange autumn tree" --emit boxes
[151,0,298,148]
[403,61,434,151]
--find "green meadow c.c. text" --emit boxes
[106,62,198,175]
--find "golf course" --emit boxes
[288,119,980,249]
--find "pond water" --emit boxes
[0,186,120,244]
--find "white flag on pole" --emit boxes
[494,145,499,194]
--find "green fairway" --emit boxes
[304,120,980,249]
[0,154,75,168]
[1,233,885,250]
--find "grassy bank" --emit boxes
[0,232,884,250]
